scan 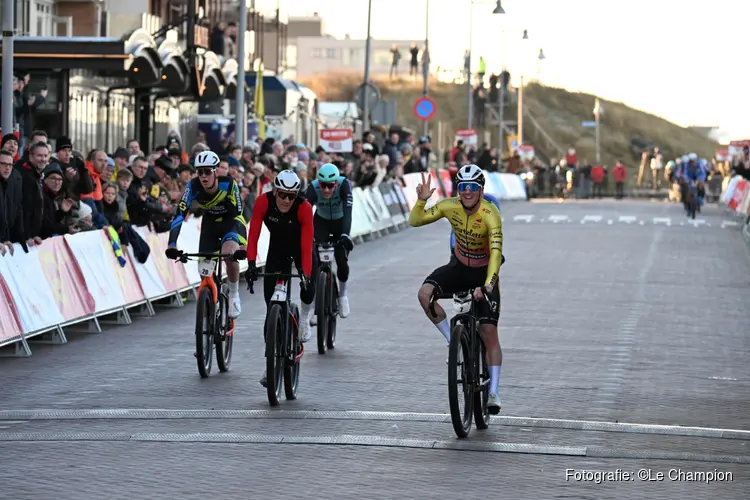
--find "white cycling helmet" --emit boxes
[274,169,301,192]
[194,151,221,168]
[456,163,485,187]
[688,153,698,161]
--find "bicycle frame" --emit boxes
[257,268,305,363]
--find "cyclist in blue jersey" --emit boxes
[449,192,501,256]
[681,153,707,215]
[305,163,354,319]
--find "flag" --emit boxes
[253,61,265,139]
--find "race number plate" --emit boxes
[197,259,217,277]
[319,248,334,263]
[453,293,472,314]
[271,281,288,302]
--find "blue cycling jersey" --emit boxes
[449,193,501,250]
[308,176,351,220]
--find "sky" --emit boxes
[255,0,747,143]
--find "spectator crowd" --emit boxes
[0,124,434,256]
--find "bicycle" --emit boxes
[315,242,339,354]
[429,289,491,438]
[248,261,306,406]
[686,179,699,219]
[173,251,242,378]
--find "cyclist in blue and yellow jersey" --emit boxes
[305,163,354,319]
[165,151,247,318]
[409,164,505,414]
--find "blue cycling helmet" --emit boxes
[317,163,340,182]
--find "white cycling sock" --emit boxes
[489,365,501,395]
[300,301,312,319]
[339,280,347,297]
[228,280,239,295]
[435,319,450,344]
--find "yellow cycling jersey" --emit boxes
[408,197,503,288]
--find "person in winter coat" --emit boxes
[0,149,26,255]
[591,164,605,198]
[54,136,93,201]
[101,182,125,231]
[39,164,76,239]
[15,140,49,243]
[1,134,20,162]
[613,161,627,199]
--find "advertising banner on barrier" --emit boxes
[176,217,202,285]
[350,188,373,237]
[720,176,741,205]
[108,233,148,306]
[378,182,404,219]
[484,172,507,199]
[156,232,191,290]
[728,179,748,211]
[392,183,409,213]
[0,246,65,333]
[37,237,95,321]
[0,273,22,343]
[437,170,452,198]
[131,227,169,299]
[65,231,126,314]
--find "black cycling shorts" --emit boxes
[198,216,248,254]
[423,256,501,326]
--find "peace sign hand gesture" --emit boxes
[416,171,435,201]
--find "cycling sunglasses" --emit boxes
[276,190,297,201]
[319,181,336,190]
[458,181,481,192]
[197,168,215,177]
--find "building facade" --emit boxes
[290,36,425,79]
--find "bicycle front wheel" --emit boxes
[265,304,285,406]
[284,303,300,400]
[316,270,329,355]
[195,287,214,378]
[327,276,338,350]
[448,323,473,438]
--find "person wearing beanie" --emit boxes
[111,147,130,180]
[55,136,93,201]
[1,134,19,162]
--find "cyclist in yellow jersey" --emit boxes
[408,165,504,413]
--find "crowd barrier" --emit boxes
[719,175,750,246]
[0,170,526,357]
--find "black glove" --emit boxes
[233,249,247,261]
[165,246,181,260]
[245,261,257,293]
[298,269,310,291]
[337,234,354,253]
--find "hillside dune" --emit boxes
[301,73,718,166]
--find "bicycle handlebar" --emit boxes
[171,251,245,264]
[428,287,492,317]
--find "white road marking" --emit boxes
[618,216,636,224]
[547,215,569,223]
[653,217,671,226]
[581,215,602,224]
[513,215,534,223]
[607,220,613,225]
[721,220,739,229]
[687,219,707,227]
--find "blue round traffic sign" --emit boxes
[414,97,437,121]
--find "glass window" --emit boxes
[327,48,336,59]
[286,45,297,68]
[312,48,323,58]
[373,49,392,66]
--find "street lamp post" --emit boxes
[235,0,248,146]
[362,0,373,132]
[498,27,527,156]
[467,0,504,129]
[1,0,15,134]
[422,0,430,137]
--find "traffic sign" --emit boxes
[581,121,597,128]
[413,96,437,121]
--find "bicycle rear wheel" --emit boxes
[473,339,490,429]
[448,323,473,438]
[215,293,233,372]
[195,288,214,378]
[284,303,301,400]
[316,270,329,354]
[265,304,284,406]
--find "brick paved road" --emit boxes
[1,200,749,499]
